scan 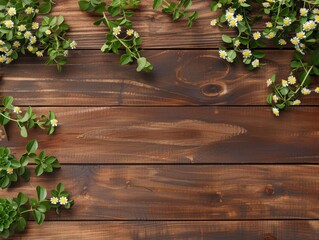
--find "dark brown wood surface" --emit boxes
[5,50,319,106]
[13,221,319,240]
[2,107,319,164]
[5,165,319,220]
[2,0,319,239]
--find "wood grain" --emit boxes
[3,50,319,106]
[4,165,319,220]
[51,0,236,49]
[3,107,319,164]
[12,221,319,240]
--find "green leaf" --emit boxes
[3,96,13,109]
[26,140,38,153]
[33,210,45,224]
[38,3,52,14]
[120,54,132,65]
[20,126,28,138]
[153,0,162,9]
[36,186,47,201]
[136,57,147,72]
[221,34,232,43]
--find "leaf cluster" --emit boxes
[153,0,198,27]
[0,0,75,71]
[0,139,60,189]
[0,96,57,137]
[79,0,153,72]
[0,183,74,239]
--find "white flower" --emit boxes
[7,7,16,16]
[272,95,279,103]
[6,167,13,174]
[32,22,39,30]
[253,32,261,40]
[70,40,77,49]
[4,20,14,29]
[210,19,217,26]
[266,79,272,87]
[133,31,139,38]
[50,119,58,127]
[301,87,311,95]
[13,106,22,114]
[288,76,296,85]
[25,7,34,14]
[228,18,238,27]
[315,87,319,93]
[252,59,259,68]
[282,80,288,87]
[219,50,227,59]
[50,197,59,204]
[112,26,121,36]
[296,31,306,39]
[242,49,251,58]
[59,196,68,205]
[272,107,279,117]
[278,39,287,46]
[300,8,308,17]
[126,29,134,36]
[290,37,299,45]
[292,100,301,105]
[283,17,292,26]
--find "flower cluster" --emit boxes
[0,184,74,239]
[0,96,58,137]
[210,0,319,115]
[0,140,60,189]
[153,0,198,27]
[0,0,75,71]
[79,0,152,72]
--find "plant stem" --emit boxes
[287,65,313,102]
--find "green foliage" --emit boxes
[0,0,75,71]
[0,96,58,137]
[210,0,319,115]
[79,0,153,72]
[0,184,74,239]
[153,0,198,27]
[0,140,60,189]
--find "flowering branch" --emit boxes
[0,0,76,71]
[0,96,58,137]
[79,0,153,72]
[210,0,319,116]
[0,184,74,239]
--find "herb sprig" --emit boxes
[0,0,76,71]
[0,140,60,189]
[79,0,153,72]
[0,183,74,239]
[153,0,198,27]
[0,96,58,137]
[210,0,319,116]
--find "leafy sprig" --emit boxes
[153,0,198,27]
[210,0,319,115]
[0,183,74,239]
[0,96,58,137]
[79,0,153,72]
[0,139,60,189]
[0,0,76,71]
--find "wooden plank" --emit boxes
[3,107,319,164]
[12,221,319,240]
[3,165,319,220]
[4,50,319,106]
[51,0,235,49]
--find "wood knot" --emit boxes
[265,184,275,195]
[200,83,224,97]
[263,233,277,240]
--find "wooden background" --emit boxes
[3,0,319,239]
